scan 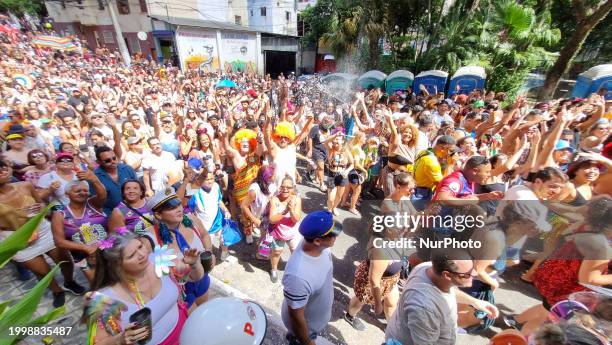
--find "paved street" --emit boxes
[212,169,544,345]
[2,168,543,345]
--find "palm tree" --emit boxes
[319,0,388,70]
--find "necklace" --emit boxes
[124,276,149,308]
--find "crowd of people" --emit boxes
[0,21,610,345]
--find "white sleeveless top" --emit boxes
[100,273,179,344]
[273,144,297,189]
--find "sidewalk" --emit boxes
[0,263,290,345]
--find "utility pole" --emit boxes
[106,0,131,66]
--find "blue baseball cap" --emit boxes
[188,157,203,170]
[554,140,575,152]
[299,211,342,239]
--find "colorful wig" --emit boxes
[232,128,258,152]
[272,121,296,142]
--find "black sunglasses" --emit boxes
[447,267,474,279]
[102,156,117,163]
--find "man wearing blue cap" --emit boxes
[281,210,342,345]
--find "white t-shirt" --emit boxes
[248,183,269,218]
[36,171,78,205]
[142,151,176,193]
[281,242,333,335]
[189,183,222,231]
[495,184,539,218]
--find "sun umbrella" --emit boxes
[32,35,78,51]
[216,79,237,88]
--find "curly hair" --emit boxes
[585,196,611,231]
[399,123,419,148]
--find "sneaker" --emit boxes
[270,270,279,283]
[344,312,366,331]
[246,234,254,244]
[63,280,86,295]
[319,183,327,192]
[52,291,66,308]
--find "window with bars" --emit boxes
[235,16,242,25]
[286,11,290,21]
[117,0,130,14]
[260,7,266,16]
[102,31,114,44]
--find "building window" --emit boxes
[97,0,104,10]
[117,0,130,14]
[139,0,147,13]
[235,15,242,25]
[260,7,266,16]
[286,11,290,21]
[102,31,114,44]
[250,10,253,16]
[131,39,141,53]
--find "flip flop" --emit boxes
[520,272,534,284]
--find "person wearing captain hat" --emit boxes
[281,210,342,345]
[145,188,215,309]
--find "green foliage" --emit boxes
[0,206,64,344]
[0,205,50,268]
[0,0,44,15]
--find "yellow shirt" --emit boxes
[413,149,444,188]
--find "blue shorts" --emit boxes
[184,273,211,308]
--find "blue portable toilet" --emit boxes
[358,70,387,89]
[572,64,612,100]
[413,70,449,95]
[385,70,415,94]
[449,66,486,95]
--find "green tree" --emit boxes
[538,0,612,99]
[0,0,44,15]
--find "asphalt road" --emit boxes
[210,169,544,345]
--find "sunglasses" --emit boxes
[30,153,45,158]
[102,156,117,163]
[91,115,104,119]
[447,267,474,279]
[57,158,74,163]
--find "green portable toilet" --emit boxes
[385,70,415,94]
[358,70,387,89]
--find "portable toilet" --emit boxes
[385,70,415,94]
[448,66,486,95]
[358,70,387,89]
[572,64,612,100]
[413,70,449,95]
[321,73,358,85]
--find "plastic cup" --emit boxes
[128,307,152,344]
[200,251,214,273]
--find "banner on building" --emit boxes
[175,28,219,72]
[221,32,257,74]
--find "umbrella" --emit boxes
[216,79,237,88]
[13,74,34,89]
[32,35,78,51]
